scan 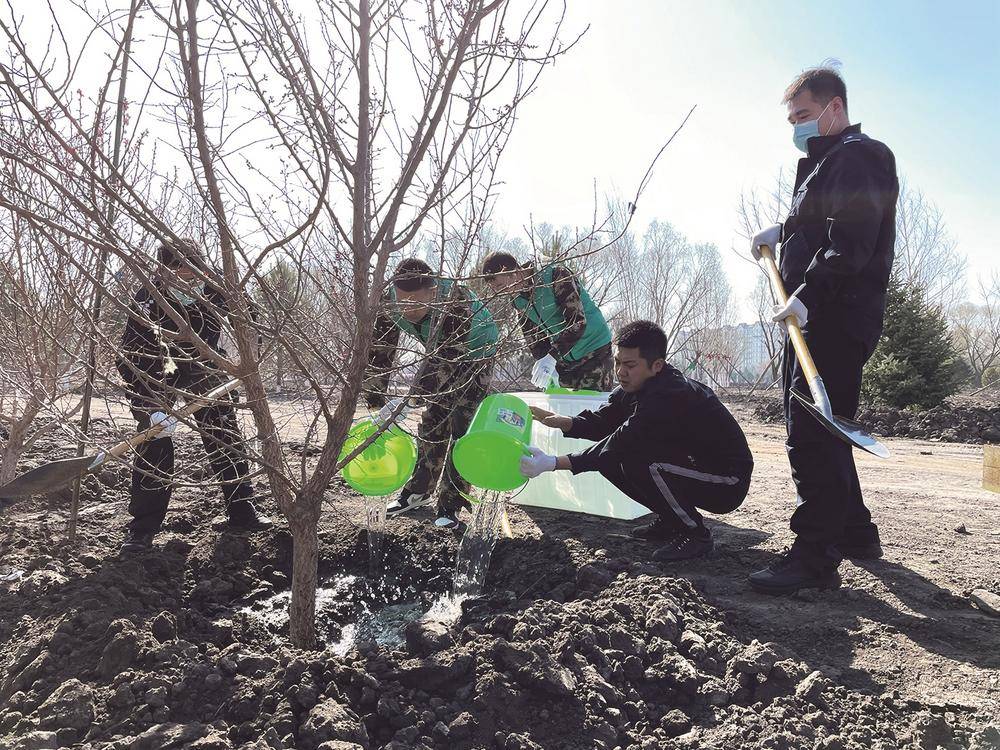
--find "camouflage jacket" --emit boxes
[515,264,588,360]
[364,285,490,408]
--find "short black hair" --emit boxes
[614,320,667,365]
[782,65,848,115]
[392,258,436,292]
[481,251,522,279]
[157,237,204,270]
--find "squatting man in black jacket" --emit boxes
[748,67,898,595]
[519,320,754,562]
[117,238,271,554]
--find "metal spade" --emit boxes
[0,378,242,500]
[759,245,889,459]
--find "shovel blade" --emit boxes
[790,390,890,459]
[0,455,99,499]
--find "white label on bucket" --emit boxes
[496,408,525,430]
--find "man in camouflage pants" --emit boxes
[364,258,498,531]
[481,252,614,391]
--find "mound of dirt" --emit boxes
[1,422,998,749]
[742,395,1000,444]
[1,533,968,750]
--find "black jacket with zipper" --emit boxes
[780,124,899,348]
[564,366,753,477]
[117,281,230,408]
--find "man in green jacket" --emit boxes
[481,252,614,391]
[364,258,498,531]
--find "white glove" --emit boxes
[771,296,808,327]
[530,354,559,389]
[750,223,782,261]
[519,446,557,478]
[375,397,411,427]
[150,411,177,439]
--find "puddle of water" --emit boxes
[235,572,466,654]
[231,491,510,653]
[453,490,508,598]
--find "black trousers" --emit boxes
[594,450,751,535]
[783,320,879,562]
[128,371,253,534]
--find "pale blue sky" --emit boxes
[493,0,999,318]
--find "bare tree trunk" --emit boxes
[0,414,35,486]
[287,501,320,648]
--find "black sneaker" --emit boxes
[748,549,841,596]
[433,509,467,533]
[386,490,433,517]
[652,529,714,562]
[120,530,156,554]
[630,515,676,542]
[226,501,274,531]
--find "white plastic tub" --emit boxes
[510,391,650,520]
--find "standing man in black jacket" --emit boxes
[117,238,270,553]
[519,320,753,561]
[748,67,899,594]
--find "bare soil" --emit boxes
[0,401,998,750]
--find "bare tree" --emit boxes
[0,0,573,647]
[734,168,790,384]
[951,273,1000,387]
[0,225,91,485]
[603,219,732,360]
[894,181,967,311]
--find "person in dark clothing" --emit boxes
[481,252,614,391]
[748,67,899,595]
[363,258,498,531]
[519,320,753,561]
[117,237,270,553]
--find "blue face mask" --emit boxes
[792,101,833,153]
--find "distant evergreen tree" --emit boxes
[862,275,963,409]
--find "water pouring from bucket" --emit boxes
[450,394,534,596]
[339,417,418,566]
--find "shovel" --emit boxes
[0,378,242,500]
[758,245,889,459]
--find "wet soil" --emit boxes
[1,404,998,750]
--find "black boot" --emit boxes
[652,529,714,562]
[120,529,156,554]
[630,515,676,542]
[835,540,883,560]
[227,500,273,531]
[749,547,841,595]
[835,529,883,560]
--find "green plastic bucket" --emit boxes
[339,419,417,496]
[544,384,602,396]
[452,394,533,491]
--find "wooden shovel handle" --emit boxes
[105,378,242,460]
[758,245,820,384]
